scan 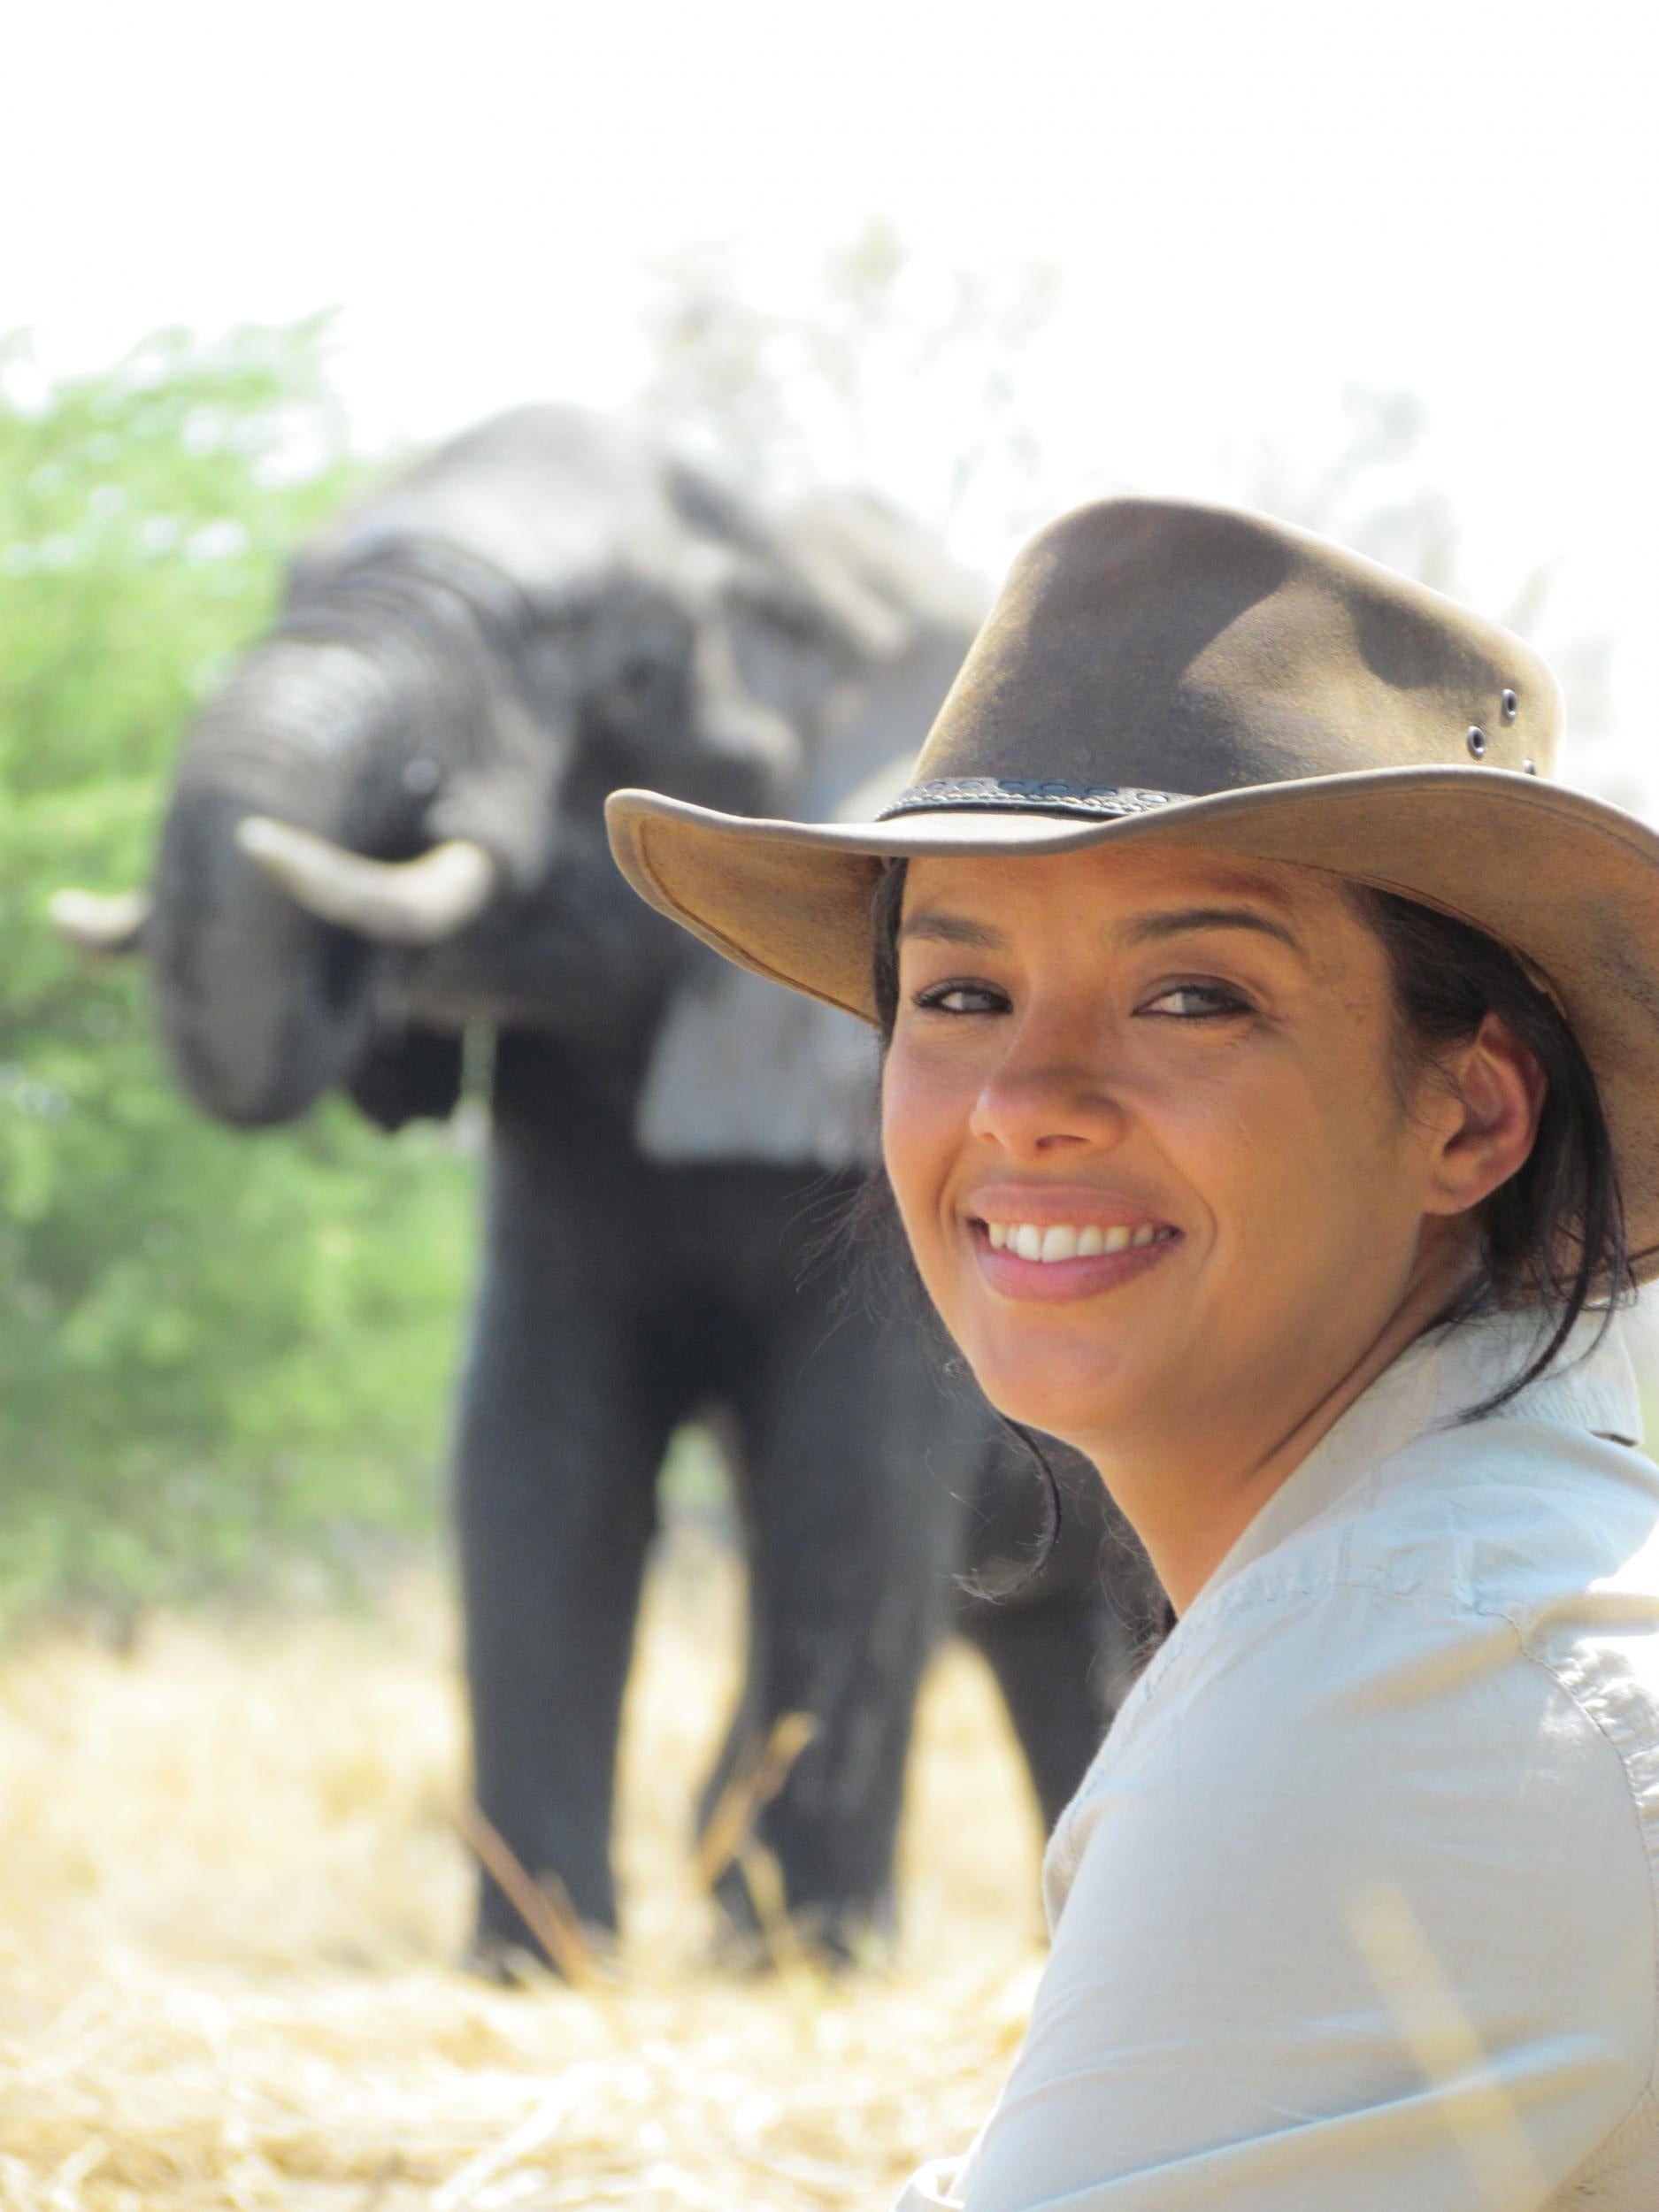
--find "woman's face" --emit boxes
[881,842,1466,1465]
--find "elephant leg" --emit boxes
[950,1425,1170,1838]
[952,1587,1119,1836]
[710,1288,964,1960]
[455,1127,674,1962]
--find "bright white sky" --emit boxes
[6,1,1657,792]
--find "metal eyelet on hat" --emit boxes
[1466,726,1487,759]
[1524,759,1538,774]
[1501,689,1519,722]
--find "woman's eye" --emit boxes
[911,979,1008,1017]
[1140,982,1251,1020]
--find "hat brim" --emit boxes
[607,765,1659,1283]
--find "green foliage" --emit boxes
[0,322,474,1628]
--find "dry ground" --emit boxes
[0,1528,1049,2209]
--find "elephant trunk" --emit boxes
[149,634,444,1126]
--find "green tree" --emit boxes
[0,322,473,1628]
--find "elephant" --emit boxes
[57,408,1166,1964]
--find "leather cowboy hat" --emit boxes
[606,496,1659,1279]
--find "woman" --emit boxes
[607,499,1659,2208]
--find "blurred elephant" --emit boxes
[58,409,1164,1962]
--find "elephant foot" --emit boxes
[465,1914,622,1989]
[464,1928,540,1986]
[705,1906,897,1978]
[707,1860,898,1976]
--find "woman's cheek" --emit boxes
[879,1052,932,1219]
[882,1049,965,1248]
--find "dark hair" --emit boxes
[869,856,1633,1430]
[1343,883,1632,1412]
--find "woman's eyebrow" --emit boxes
[896,910,1008,950]
[1119,905,1304,955]
[896,902,1304,956]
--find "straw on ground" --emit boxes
[0,1527,1047,2209]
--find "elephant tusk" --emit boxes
[234,817,499,945]
[48,887,151,955]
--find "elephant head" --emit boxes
[57,407,982,1149]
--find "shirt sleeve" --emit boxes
[927,1583,1655,2212]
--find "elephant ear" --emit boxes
[634,944,879,1171]
[634,495,982,1171]
[631,744,913,1172]
[348,1025,466,1132]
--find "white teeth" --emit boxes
[983,1220,1172,1262]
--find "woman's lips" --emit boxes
[964,1215,1181,1302]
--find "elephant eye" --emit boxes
[611,648,684,710]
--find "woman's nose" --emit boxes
[967,1048,1130,1159]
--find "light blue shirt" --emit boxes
[896,1310,1659,2209]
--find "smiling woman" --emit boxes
[608,499,1659,2209]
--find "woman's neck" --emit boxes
[1090,1254,1472,1616]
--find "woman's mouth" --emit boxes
[967,1216,1180,1300]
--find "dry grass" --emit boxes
[0,1528,1048,2208]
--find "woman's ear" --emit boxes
[1422,1011,1548,1218]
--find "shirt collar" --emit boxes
[1194,1307,1643,1604]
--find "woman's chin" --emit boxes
[970,1355,1138,1455]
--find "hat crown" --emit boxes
[900,500,1560,817]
